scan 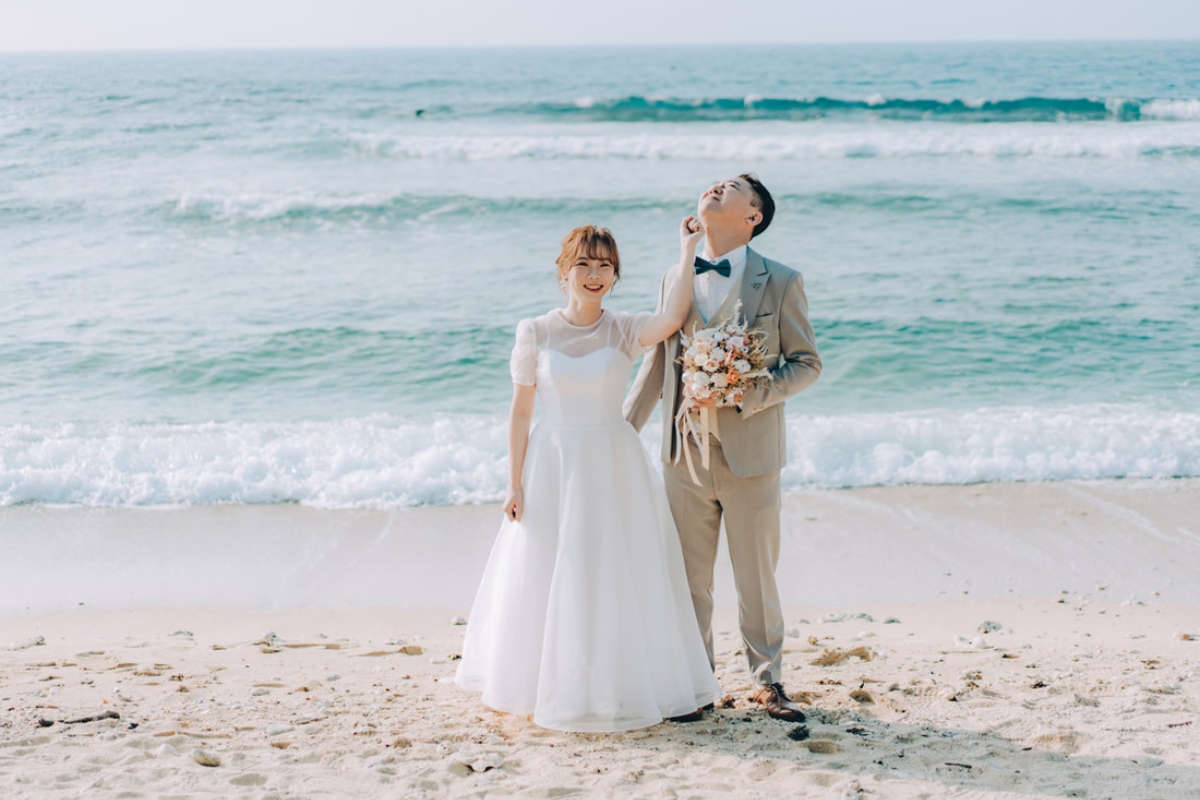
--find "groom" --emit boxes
[624,174,821,721]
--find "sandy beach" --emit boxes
[6,31,1200,800]
[3,479,1199,798]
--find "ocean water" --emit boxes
[2,42,1198,507]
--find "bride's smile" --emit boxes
[568,257,616,299]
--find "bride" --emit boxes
[455,217,722,732]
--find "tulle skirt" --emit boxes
[455,420,721,732]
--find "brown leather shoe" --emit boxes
[749,683,807,722]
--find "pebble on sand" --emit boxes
[841,781,865,799]
[786,725,810,741]
[450,616,467,625]
[255,631,279,645]
[7,636,45,651]
[455,750,504,773]
[191,749,221,767]
[954,635,992,650]
[820,612,874,624]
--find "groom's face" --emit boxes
[697,177,760,233]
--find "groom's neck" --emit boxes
[703,227,752,260]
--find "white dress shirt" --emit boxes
[692,245,747,441]
[693,245,747,322]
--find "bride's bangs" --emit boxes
[556,224,621,278]
[575,232,619,269]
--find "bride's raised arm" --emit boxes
[636,216,704,348]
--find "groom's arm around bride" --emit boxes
[623,173,820,722]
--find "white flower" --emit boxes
[734,359,751,373]
[710,347,726,362]
[702,359,720,372]
[712,331,728,342]
[711,374,729,389]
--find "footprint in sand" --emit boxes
[1032,729,1084,754]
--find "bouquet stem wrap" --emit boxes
[673,301,772,486]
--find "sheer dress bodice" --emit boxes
[511,309,653,428]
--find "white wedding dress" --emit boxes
[455,308,722,732]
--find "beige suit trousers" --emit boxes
[664,436,784,687]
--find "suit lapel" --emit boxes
[734,247,769,324]
[709,251,763,325]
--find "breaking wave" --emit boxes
[2,404,1196,507]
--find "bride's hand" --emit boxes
[503,488,523,522]
[680,215,704,252]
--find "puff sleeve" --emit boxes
[614,310,656,359]
[509,318,538,386]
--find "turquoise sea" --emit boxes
[1,42,1198,506]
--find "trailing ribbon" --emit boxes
[673,400,711,486]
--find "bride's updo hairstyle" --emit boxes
[555,224,621,284]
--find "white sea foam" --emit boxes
[782,405,1200,488]
[0,416,509,508]
[1,405,1196,508]
[1140,99,1200,120]
[346,124,1200,161]
[173,192,391,221]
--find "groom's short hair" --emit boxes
[740,173,774,238]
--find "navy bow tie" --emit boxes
[694,257,732,277]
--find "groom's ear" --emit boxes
[747,211,762,228]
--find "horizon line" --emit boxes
[2,37,1199,56]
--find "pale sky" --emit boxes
[2,0,1198,52]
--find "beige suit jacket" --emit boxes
[623,247,821,478]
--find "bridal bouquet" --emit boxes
[674,302,772,484]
